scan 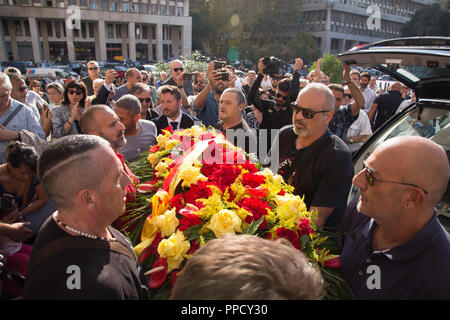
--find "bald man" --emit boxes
[162,59,194,96]
[341,136,450,299]
[114,68,142,101]
[368,81,404,131]
[80,105,139,231]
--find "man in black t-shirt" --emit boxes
[23,135,148,299]
[271,83,354,230]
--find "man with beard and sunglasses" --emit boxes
[80,105,139,232]
[272,83,353,231]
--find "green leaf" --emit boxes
[242,216,264,235]
[183,224,203,242]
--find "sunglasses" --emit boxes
[68,89,83,95]
[173,67,184,72]
[18,86,28,92]
[291,103,330,119]
[344,93,352,99]
[363,161,428,194]
[139,98,152,103]
[88,67,98,70]
[275,93,289,100]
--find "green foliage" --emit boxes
[154,50,210,75]
[287,31,321,65]
[309,54,344,84]
[401,3,450,37]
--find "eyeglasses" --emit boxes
[173,67,184,72]
[139,98,152,103]
[291,103,330,119]
[344,93,352,99]
[88,67,98,70]
[18,86,28,92]
[275,93,289,100]
[68,89,83,95]
[363,161,428,194]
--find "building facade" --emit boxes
[0,0,192,62]
[291,0,437,55]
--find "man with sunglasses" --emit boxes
[340,136,450,299]
[81,61,101,96]
[274,82,354,230]
[130,83,159,121]
[162,60,194,97]
[8,73,40,121]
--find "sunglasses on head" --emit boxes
[291,103,330,119]
[68,89,83,95]
[139,98,152,103]
[173,67,184,72]
[363,161,428,194]
[275,93,289,100]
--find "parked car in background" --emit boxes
[338,36,450,231]
[5,61,34,74]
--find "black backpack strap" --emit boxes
[28,236,136,274]
[2,104,24,127]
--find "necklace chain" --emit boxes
[53,212,115,242]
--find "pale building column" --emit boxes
[121,24,128,59]
[0,20,8,62]
[95,20,107,60]
[40,21,51,61]
[156,23,163,61]
[147,25,153,62]
[182,22,191,58]
[339,38,345,54]
[66,22,76,62]
[28,17,42,63]
[128,22,136,61]
[7,20,19,61]
[170,26,180,58]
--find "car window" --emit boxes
[351,104,450,219]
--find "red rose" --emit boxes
[209,165,242,188]
[247,187,268,198]
[148,257,168,288]
[240,160,259,173]
[169,270,179,285]
[187,238,200,255]
[178,208,202,232]
[237,197,270,230]
[298,218,313,238]
[148,144,159,153]
[241,172,266,188]
[169,193,185,212]
[138,232,163,264]
[275,227,301,250]
[183,181,214,206]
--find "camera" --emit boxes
[262,56,281,76]
[214,60,227,70]
[183,73,198,82]
[217,71,229,81]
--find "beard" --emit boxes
[293,120,308,137]
[360,82,368,89]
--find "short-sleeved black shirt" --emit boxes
[23,215,148,300]
[276,126,354,230]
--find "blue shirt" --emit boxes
[341,199,450,299]
[193,91,219,128]
[0,99,45,164]
[114,84,131,101]
[328,104,359,141]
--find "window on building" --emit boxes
[62,22,66,37]
[177,6,183,16]
[89,22,94,37]
[15,21,23,36]
[152,25,155,39]
[135,25,140,39]
[150,4,157,14]
[56,0,64,8]
[32,0,42,6]
[81,22,87,38]
[24,20,30,36]
[160,5,166,15]
[55,21,61,38]
[111,1,118,11]
[169,5,175,15]
[90,0,98,10]
[122,1,128,12]
[47,21,52,36]
[142,25,147,39]
[163,25,170,40]
[141,3,147,13]
[19,0,30,5]
[101,0,108,10]
[74,28,79,37]
[133,3,138,12]
[68,0,76,5]
[107,23,114,38]
[80,0,88,9]
[46,0,52,7]
[116,24,121,37]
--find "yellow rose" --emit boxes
[147,153,159,167]
[153,208,179,238]
[151,189,169,217]
[157,230,191,273]
[179,165,208,189]
[274,194,306,226]
[165,139,179,150]
[207,209,242,238]
[155,160,169,178]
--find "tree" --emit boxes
[309,54,343,85]
[401,3,450,37]
[287,31,321,65]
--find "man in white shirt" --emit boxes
[360,72,377,114]
[114,94,157,162]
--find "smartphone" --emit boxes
[214,60,227,70]
[183,73,198,81]
[217,72,229,81]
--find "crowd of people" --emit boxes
[0,55,448,300]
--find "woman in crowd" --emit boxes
[0,142,51,237]
[29,79,49,103]
[52,80,87,138]
[41,82,65,137]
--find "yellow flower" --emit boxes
[179,165,208,189]
[155,160,170,178]
[157,230,191,273]
[165,139,179,150]
[147,153,159,167]
[153,207,179,238]
[150,189,169,217]
[207,209,242,238]
[274,194,306,228]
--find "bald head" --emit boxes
[389,82,402,92]
[371,136,448,206]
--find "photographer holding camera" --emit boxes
[247,57,303,148]
[192,61,233,128]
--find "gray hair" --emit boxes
[300,83,335,112]
[46,81,64,95]
[223,87,246,106]
[0,72,13,91]
[115,94,141,115]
